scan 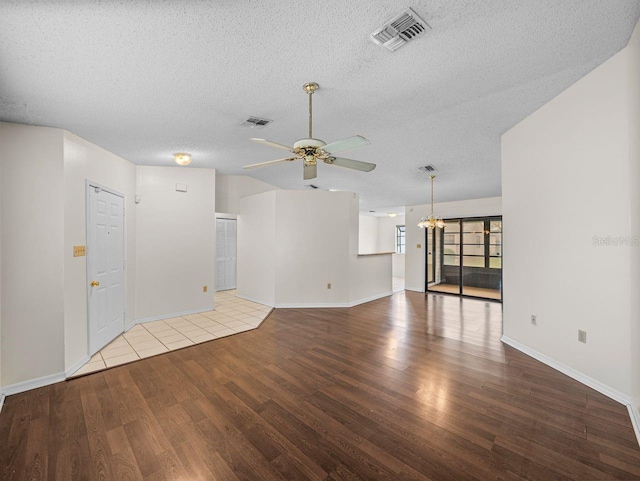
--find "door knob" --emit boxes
[90,280,100,287]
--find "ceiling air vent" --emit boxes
[241,116,272,128]
[418,164,436,173]
[370,8,430,52]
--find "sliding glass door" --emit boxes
[427,216,502,301]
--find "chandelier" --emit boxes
[418,175,446,229]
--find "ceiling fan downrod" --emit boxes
[303,82,319,139]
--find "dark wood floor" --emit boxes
[1,291,639,481]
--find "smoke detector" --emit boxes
[370,8,431,52]
[241,116,272,128]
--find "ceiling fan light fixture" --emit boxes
[243,83,376,180]
[174,153,191,166]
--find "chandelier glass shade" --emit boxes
[418,175,446,229]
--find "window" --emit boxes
[396,225,406,254]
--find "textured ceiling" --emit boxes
[1,1,639,212]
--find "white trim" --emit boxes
[2,372,66,396]
[65,354,91,379]
[129,306,215,330]
[274,291,393,309]
[235,293,275,307]
[0,393,5,414]
[628,404,640,448]
[500,336,631,404]
[349,291,393,307]
[236,292,392,309]
[501,335,640,448]
[405,287,426,293]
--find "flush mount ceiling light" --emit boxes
[174,153,191,166]
[418,175,446,229]
[388,212,398,217]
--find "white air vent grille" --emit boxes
[370,8,430,52]
[418,164,436,173]
[241,116,272,128]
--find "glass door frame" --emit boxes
[425,215,503,302]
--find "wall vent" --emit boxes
[241,116,272,128]
[418,164,436,173]
[370,8,431,52]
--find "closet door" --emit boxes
[216,218,237,291]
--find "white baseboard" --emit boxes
[628,403,640,448]
[2,371,66,396]
[347,291,393,307]
[501,335,631,405]
[235,293,274,307]
[405,287,426,293]
[0,392,5,414]
[65,354,91,379]
[128,306,214,330]
[275,301,351,308]
[502,335,640,448]
[237,291,392,310]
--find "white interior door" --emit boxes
[87,185,125,354]
[216,218,237,291]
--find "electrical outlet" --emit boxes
[327,283,332,289]
[578,330,587,343]
[531,315,537,326]
[417,244,422,248]
[203,285,208,293]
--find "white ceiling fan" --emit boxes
[244,82,376,180]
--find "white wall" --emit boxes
[135,166,216,321]
[377,215,406,277]
[405,197,502,291]
[62,131,137,371]
[237,191,277,306]
[502,43,635,398]
[629,17,640,414]
[376,215,405,252]
[350,201,393,301]
[358,215,378,254]
[0,123,65,386]
[0,122,3,394]
[275,191,352,306]
[238,190,391,307]
[215,174,278,215]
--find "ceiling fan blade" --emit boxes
[324,157,376,172]
[303,163,317,180]
[251,138,294,152]
[243,157,297,170]
[321,135,370,154]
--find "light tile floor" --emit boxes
[71,290,271,377]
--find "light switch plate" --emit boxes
[73,245,86,257]
[175,183,187,192]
